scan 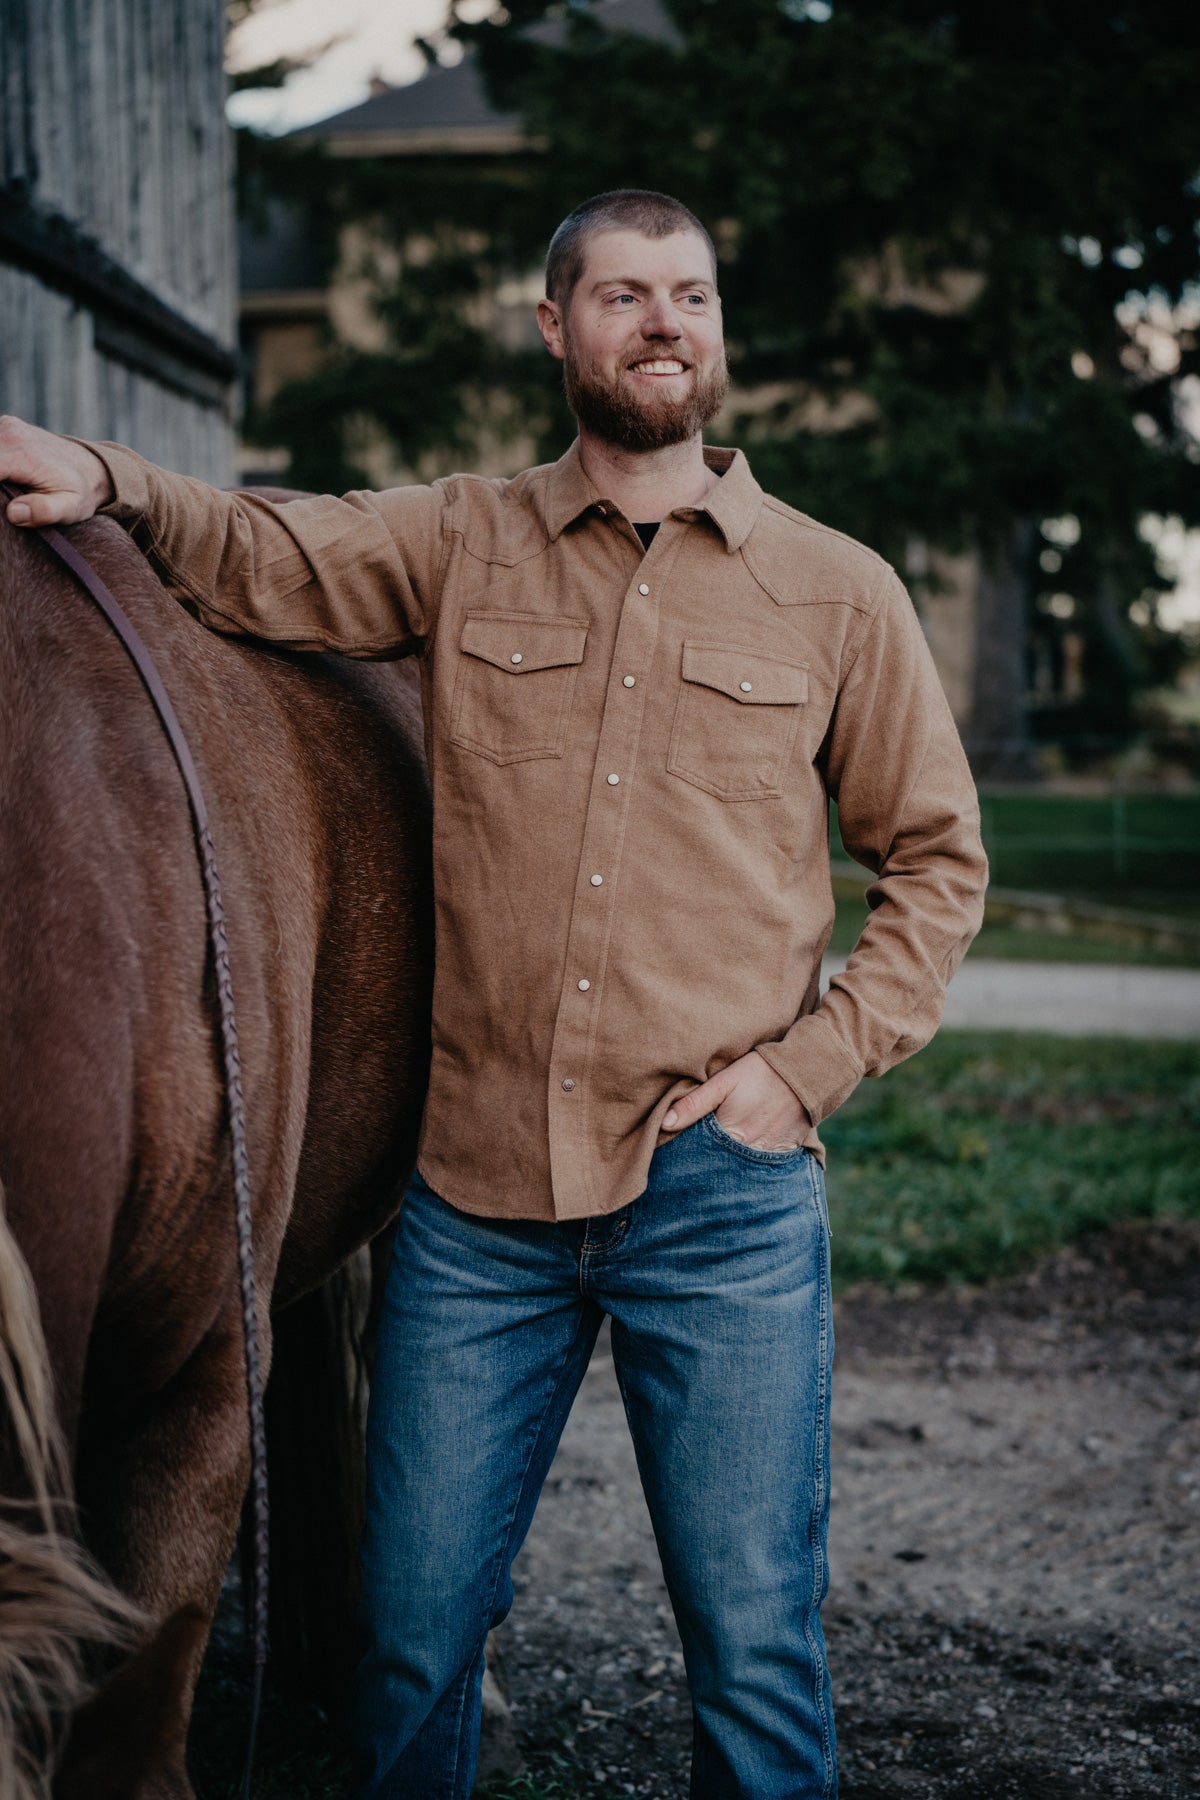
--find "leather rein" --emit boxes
[1,485,270,1789]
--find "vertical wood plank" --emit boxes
[0,0,235,474]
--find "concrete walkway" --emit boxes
[821,956,1200,1038]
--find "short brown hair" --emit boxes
[545,189,717,307]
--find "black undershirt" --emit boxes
[633,521,660,550]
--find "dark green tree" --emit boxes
[253,0,1200,775]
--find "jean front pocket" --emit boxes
[667,641,808,800]
[450,610,589,764]
[703,1110,809,1165]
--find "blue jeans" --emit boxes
[352,1113,837,1799]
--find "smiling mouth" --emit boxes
[628,358,689,376]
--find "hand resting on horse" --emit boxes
[0,413,114,525]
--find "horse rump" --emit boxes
[0,1182,142,1800]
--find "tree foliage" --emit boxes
[246,0,1200,770]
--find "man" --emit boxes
[1,189,986,1798]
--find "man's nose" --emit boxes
[640,299,681,338]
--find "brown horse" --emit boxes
[0,501,433,1797]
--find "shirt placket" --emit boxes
[545,520,679,1219]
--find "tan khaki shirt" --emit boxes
[93,437,987,1221]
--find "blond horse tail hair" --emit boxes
[0,1184,143,1800]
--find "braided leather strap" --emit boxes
[2,485,270,1789]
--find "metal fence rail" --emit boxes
[832,793,1200,901]
[975,793,1200,889]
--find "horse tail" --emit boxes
[251,1244,378,1720]
[0,1182,143,1800]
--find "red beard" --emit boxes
[562,339,729,452]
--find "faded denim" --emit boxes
[352,1112,837,1799]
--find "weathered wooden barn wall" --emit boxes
[0,0,236,480]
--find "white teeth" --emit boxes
[633,360,686,375]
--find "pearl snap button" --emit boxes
[740,680,752,691]
[638,582,650,595]
[577,978,591,991]
[590,874,603,886]
[562,1077,576,1091]
[606,773,620,785]
[511,653,523,664]
[622,675,636,688]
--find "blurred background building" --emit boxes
[3,0,1199,807]
[231,0,1200,787]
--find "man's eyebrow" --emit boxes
[589,274,716,293]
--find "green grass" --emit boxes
[962,921,1200,964]
[821,1031,1200,1289]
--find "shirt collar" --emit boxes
[542,439,763,553]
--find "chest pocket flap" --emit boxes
[670,641,809,800]
[461,611,588,674]
[681,642,809,705]
[452,611,590,764]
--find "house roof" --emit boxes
[518,0,680,53]
[299,58,522,153]
[295,0,677,155]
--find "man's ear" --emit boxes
[537,297,566,362]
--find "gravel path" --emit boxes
[822,957,1200,1038]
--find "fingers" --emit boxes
[662,1067,735,1132]
[5,489,77,528]
[0,416,45,523]
[0,415,112,526]
[661,1051,811,1146]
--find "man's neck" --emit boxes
[576,429,720,525]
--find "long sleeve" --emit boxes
[85,439,450,658]
[755,570,988,1124]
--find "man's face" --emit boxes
[538,227,729,453]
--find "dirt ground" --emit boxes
[486,1218,1200,1799]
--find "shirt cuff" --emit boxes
[63,437,154,524]
[754,1011,863,1127]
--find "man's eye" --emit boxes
[684,293,708,305]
